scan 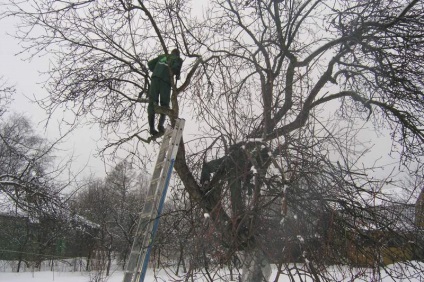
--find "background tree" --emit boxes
[0,76,13,116]
[71,161,147,274]
[0,113,64,215]
[73,178,114,275]
[104,160,148,269]
[0,76,69,216]
[3,0,424,281]
[0,77,97,271]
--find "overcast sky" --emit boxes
[0,1,408,195]
[0,1,212,181]
[0,13,107,179]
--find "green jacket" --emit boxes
[148,54,183,83]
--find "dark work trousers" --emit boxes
[148,76,171,116]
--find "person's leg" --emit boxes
[158,114,166,133]
[158,81,171,132]
[148,77,161,135]
[148,115,157,135]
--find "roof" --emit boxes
[343,203,417,232]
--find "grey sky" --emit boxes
[0,13,107,178]
[0,1,407,189]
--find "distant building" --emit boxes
[262,192,424,267]
[0,203,99,271]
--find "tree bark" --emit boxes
[241,248,271,282]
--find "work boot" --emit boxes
[148,114,159,135]
[158,114,166,133]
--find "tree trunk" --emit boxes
[86,251,91,271]
[241,248,271,282]
[106,249,112,276]
[176,241,186,275]
[122,251,127,271]
[17,257,22,273]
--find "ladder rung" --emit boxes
[162,136,172,143]
[150,177,162,184]
[146,194,155,201]
[164,129,174,136]
[150,171,162,181]
[146,189,156,196]
[160,136,172,145]
[141,203,154,211]
[153,161,165,171]
[156,156,169,163]
[141,207,153,215]
[155,160,169,169]
[156,150,167,158]
[130,250,142,256]
[150,177,162,186]
[158,148,169,157]
[139,211,152,218]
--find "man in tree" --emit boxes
[147,48,183,135]
[200,143,269,218]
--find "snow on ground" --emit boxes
[0,262,423,281]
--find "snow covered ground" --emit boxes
[0,261,423,281]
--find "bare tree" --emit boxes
[0,78,96,270]
[73,178,114,276]
[72,161,147,275]
[0,113,65,216]
[0,76,72,215]
[0,113,87,271]
[104,160,148,269]
[0,76,13,116]
[3,0,424,280]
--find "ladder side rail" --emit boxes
[169,119,185,160]
[124,216,155,282]
[132,163,171,280]
[138,120,185,282]
[138,158,176,282]
[123,211,153,282]
[123,119,185,282]
[123,179,166,280]
[124,173,163,272]
[129,128,177,282]
[137,121,184,281]
[126,175,167,280]
[147,119,184,217]
[123,193,160,282]
[131,217,157,282]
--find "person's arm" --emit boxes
[147,56,159,72]
[171,57,183,80]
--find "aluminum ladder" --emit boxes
[123,118,185,282]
